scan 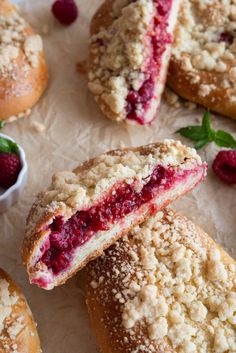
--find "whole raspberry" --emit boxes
[0,153,21,189]
[212,150,236,184]
[52,0,78,25]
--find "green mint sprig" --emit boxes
[0,137,18,153]
[0,121,4,129]
[176,111,236,150]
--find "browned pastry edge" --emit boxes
[85,209,236,353]
[0,268,41,353]
[167,57,236,120]
[22,142,205,289]
[0,0,48,121]
[88,0,121,121]
[22,142,170,268]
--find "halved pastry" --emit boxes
[0,0,48,122]
[0,268,41,353]
[168,0,236,120]
[22,140,206,290]
[88,0,181,125]
[86,209,236,353]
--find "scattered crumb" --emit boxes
[163,88,181,108]
[183,101,197,110]
[163,88,197,111]
[31,121,46,133]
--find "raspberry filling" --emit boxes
[39,164,196,276]
[126,0,172,124]
[219,31,234,45]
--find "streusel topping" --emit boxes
[88,210,236,353]
[0,277,22,353]
[25,140,203,239]
[0,4,43,78]
[89,0,154,120]
[88,0,176,123]
[172,0,236,102]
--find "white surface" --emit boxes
[1,1,236,352]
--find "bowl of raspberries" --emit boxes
[0,133,27,212]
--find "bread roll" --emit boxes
[0,0,48,122]
[168,0,236,120]
[0,268,41,353]
[86,209,236,353]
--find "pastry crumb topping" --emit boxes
[89,0,154,121]
[0,4,43,78]
[0,276,22,353]
[88,209,236,353]
[172,0,236,103]
[4,108,31,124]
[88,0,177,124]
[25,140,203,240]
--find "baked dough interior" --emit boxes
[124,0,173,124]
[36,163,202,282]
[23,141,206,289]
[88,0,181,124]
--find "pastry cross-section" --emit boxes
[22,140,206,289]
[88,0,181,124]
[86,209,236,353]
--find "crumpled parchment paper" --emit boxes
[0,1,236,352]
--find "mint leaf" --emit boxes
[0,121,4,129]
[195,139,209,150]
[202,111,214,140]
[176,126,208,141]
[176,111,236,150]
[214,130,236,148]
[0,137,18,153]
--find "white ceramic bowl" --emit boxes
[0,133,28,213]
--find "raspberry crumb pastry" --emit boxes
[0,268,41,353]
[168,0,236,120]
[22,140,206,290]
[0,0,48,122]
[88,0,181,125]
[86,209,236,353]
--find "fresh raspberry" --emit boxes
[52,0,78,25]
[212,150,236,184]
[0,153,21,189]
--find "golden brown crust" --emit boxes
[168,0,236,120]
[0,268,41,353]
[90,0,113,35]
[86,209,236,353]
[168,58,236,120]
[22,140,205,289]
[0,0,48,121]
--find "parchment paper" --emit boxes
[0,1,236,352]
